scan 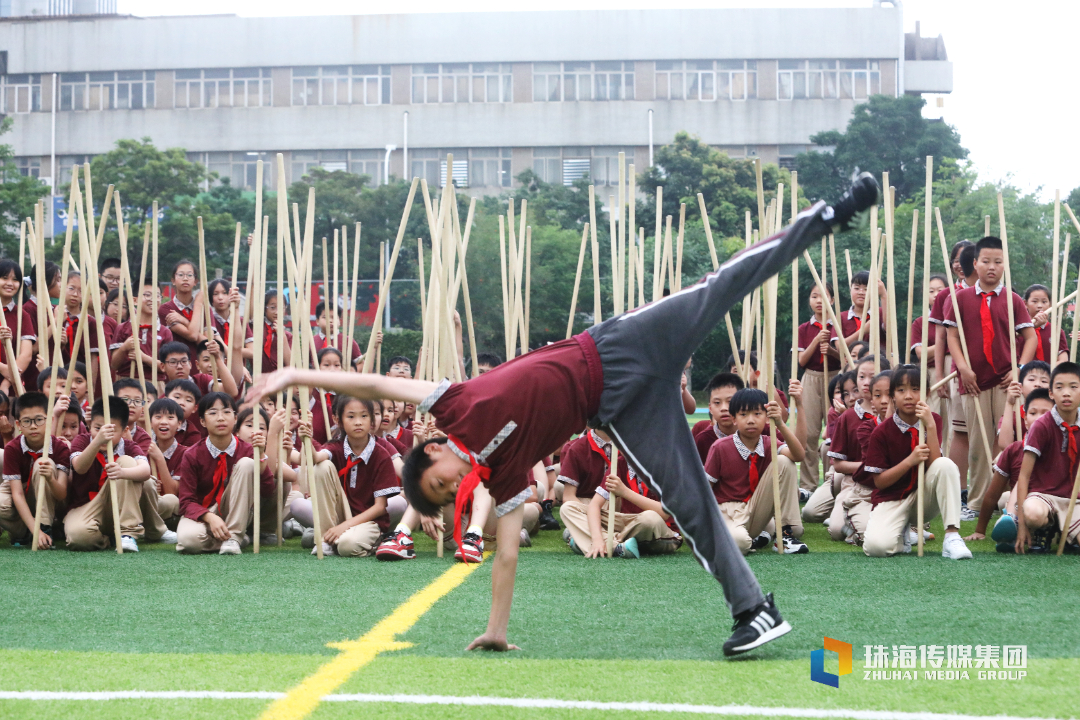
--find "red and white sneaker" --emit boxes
[454,532,484,563]
[376,530,415,561]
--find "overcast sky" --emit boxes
[117,0,1079,202]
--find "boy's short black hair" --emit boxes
[889,364,920,395]
[387,355,414,371]
[36,366,68,391]
[976,236,1003,256]
[13,391,49,417]
[235,405,270,433]
[1050,361,1080,387]
[197,391,236,419]
[145,382,159,400]
[100,257,122,273]
[726,350,757,371]
[475,353,502,369]
[1023,284,1050,301]
[958,245,977,277]
[148,397,184,420]
[728,388,768,416]
[159,340,190,362]
[113,377,145,396]
[164,378,202,402]
[1024,388,1052,412]
[851,270,870,287]
[1019,360,1051,384]
[64,395,85,426]
[196,337,226,355]
[315,300,339,319]
[0,259,22,281]
[317,347,343,366]
[91,396,130,427]
[402,438,447,517]
[705,372,744,396]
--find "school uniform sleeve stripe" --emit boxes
[941,319,957,327]
[494,487,532,517]
[557,474,578,486]
[2,473,20,482]
[418,378,451,414]
[864,466,884,474]
[992,463,1009,477]
[705,472,719,484]
[374,486,401,497]
[1023,444,1041,457]
[595,487,610,500]
[69,451,82,463]
[1015,322,1033,330]
[827,451,847,460]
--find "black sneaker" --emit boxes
[995,541,1015,554]
[775,527,809,554]
[539,500,560,531]
[1027,526,1057,554]
[723,592,792,657]
[798,488,811,504]
[829,172,879,231]
[750,531,772,552]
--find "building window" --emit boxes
[291,65,390,106]
[59,71,155,111]
[189,151,273,190]
[57,155,93,187]
[3,74,41,114]
[533,147,633,186]
[654,61,757,101]
[174,68,272,109]
[468,148,512,188]
[410,64,512,104]
[291,150,385,186]
[777,60,880,100]
[15,157,40,178]
[533,62,634,102]
[348,149,385,187]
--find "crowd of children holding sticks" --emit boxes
[2,151,1079,579]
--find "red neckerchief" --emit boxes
[221,319,230,346]
[64,315,78,350]
[586,430,613,465]
[199,450,230,509]
[264,321,276,360]
[139,324,152,346]
[89,449,117,500]
[178,303,194,321]
[1066,424,1080,478]
[745,452,759,503]
[978,290,996,372]
[448,434,490,548]
[24,448,41,492]
[904,426,920,495]
[338,449,363,490]
[627,470,648,499]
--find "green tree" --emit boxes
[0,117,49,255]
[795,95,967,205]
[480,169,602,232]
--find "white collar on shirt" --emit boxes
[891,412,923,434]
[975,282,1005,296]
[733,433,765,460]
[344,434,376,464]
[205,435,237,458]
[854,401,869,420]
[808,314,832,326]
[588,429,612,458]
[161,439,179,460]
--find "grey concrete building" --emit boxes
[0,4,951,200]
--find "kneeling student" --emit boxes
[862,366,972,559]
[175,392,276,555]
[64,397,152,552]
[1014,361,1080,553]
[705,388,808,555]
[0,392,69,548]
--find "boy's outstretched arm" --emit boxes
[467,502,523,652]
[246,369,439,409]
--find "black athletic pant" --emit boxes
[587,201,834,617]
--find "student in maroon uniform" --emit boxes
[23,261,61,394]
[158,339,239,400]
[110,281,174,381]
[1013,362,1080,553]
[909,272,948,387]
[234,404,296,545]
[723,352,792,423]
[1019,284,1068,364]
[147,397,187,504]
[175,392,277,555]
[58,396,85,445]
[0,392,69,548]
[58,272,101,385]
[693,373,745,464]
[797,282,841,493]
[0,259,36,396]
[204,279,254,365]
[158,260,201,361]
[944,236,1037,516]
[65,397,152,553]
[837,270,886,350]
[246,174,877,655]
[997,360,1051,453]
[862,366,971,559]
[802,369,857,523]
[314,301,364,370]
[165,379,205,447]
[261,290,292,374]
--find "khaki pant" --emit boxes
[0,471,58,538]
[800,368,839,491]
[140,480,178,541]
[1023,493,1080,543]
[536,478,564,504]
[176,458,257,554]
[560,498,675,555]
[307,459,382,556]
[963,385,1007,513]
[717,455,801,555]
[64,457,144,550]
[828,480,873,542]
[864,457,961,557]
[437,497,540,549]
[802,468,843,523]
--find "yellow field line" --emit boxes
[258,554,488,720]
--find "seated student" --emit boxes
[997,360,1051,452]
[475,352,502,375]
[0,259,35,397]
[165,378,205,447]
[58,272,101,384]
[693,373,745,464]
[797,282,842,494]
[204,279,253,364]
[158,339,238,400]
[910,273,948,412]
[862,365,972,559]
[65,397,153,552]
[260,290,293,374]
[175,392,277,555]
[0,390,13,446]
[291,396,399,557]
[379,399,409,455]
[313,300,363,369]
[1019,284,1069,365]
[235,404,296,545]
[705,388,807,554]
[116,378,176,543]
[114,378,153,453]
[22,261,61,393]
[147,397,187,506]
[58,395,85,445]
[304,347,345,446]
[723,351,791,421]
[67,361,90,416]
[110,280,175,381]
[560,428,679,557]
[803,370,857,523]
[967,388,1053,547]
[1013,361,1080,554]
[0,392,69,548]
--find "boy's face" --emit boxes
[1022,369,1050,396]
[60,412,81,443]
[892,380,920,417]
[117,387,146,425]
[388,362,412,379]
[976,248,1004,287]
[90,417,124,438]
[162,352,191,380]
[152,411,180,442]
[733,405,766,438]
[1026,397,1054,424]
[869,378,891,416]
[0,271,20,300]
[708,386,738,431]
[850,282,867,310]
[1051,372,1080,414]
[928,279,947,307]
[1026,290,1050,317]
[476,363,495,375]
[202,399,236,438]
[16,405,49,445]
[173,265,196,294]
[138,285,157,316]
[857,363,876,401]
[197,350,214,375]
[168,390,198,420]
[339,400,373,439]
[317,310,329,333]
[419,442,473,507]
[65,275,82,311]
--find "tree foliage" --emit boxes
[0,117,49,256]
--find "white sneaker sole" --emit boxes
[728,620,793,655]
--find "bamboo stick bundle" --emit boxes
[16,221,24,348]
[607,446,618,557]
[567,223,589,339]
[131,222,151,382]
[507,200,520,354]
[525,227,532,346]
[609,195,620,318]
[617,153,626,314]
[114,205,152,434]
[697,193,720,272]
[224,224,243,373]
[347,223,362,370]
[195,218,220,388]
[637,227,646,308]
[628,164,637,311]
[915,182,932,557]
[763,273,783,556]
[754,158,765,242]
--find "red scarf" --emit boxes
[744,452,759,503]
[904,426,920,495]
[264,322,276,360]
[1034,325,1047,362]
[64,316,78,351]
[139,324,152,346]
[179,304,193,321]
[1066,424,1080,478]
[449,435,490,548]
[199,451,230,509]
[89,449,116,500]
[978,290,996,372]
[24,448,41,492]
[338,452,362,491]
[221,319,230,346]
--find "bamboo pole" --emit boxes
[652,186,662,302]
[16,221,24,349]
[498,216,510,360]
[566,223,589,339]
[525,226,532,345]
[617,153,626,314]
[697,193,720,271]
[764,273,783,555]
[322,236,332,344]
[725,313,744,380]
[607,446,618,557]
[663,215,675,297]
[609,195,619,317]
[628,164,636,310]
[754,158,765,242]
[637,227,646,308]
[905,211,919,365]
[225,224,243,373]
[915,191,932,557]
[998,193,1022,438]
[333,230,340,346]
[590,187,601,326]
[1052,191,1061,370]
[675,203,686,292]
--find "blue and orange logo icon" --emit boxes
[811,637,853,687]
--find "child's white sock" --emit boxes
[466,524,483,537]
[395,523,411,536]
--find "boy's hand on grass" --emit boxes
[585,543,608,559]
[1015,522,1029,555]
[466,633,519,652]
[420,514,444,541]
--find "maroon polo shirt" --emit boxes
[825,406,842,443]
[942,285,1032,392]
[864,411,944,506]
[177,435,274,521]
[159,297,199,359]
[374,435,399,459]
[694,422,729,465]
[798,317,841,372]
[390,423,414,449]
[557,432,630,499]
[692,419,711,436]
[175,419,204,448]
[210,310,253,350]
[383,433,407,456]
[129,425,153,455]
[704,433,785,505]
[1017,325,1067,364]
[1023,408,1080,497]
[67,434,147,509]
[101,314,118,347]
[322,435,399,530]
[425,335,602,511]
[838,306,886,345]
[110,321,174,379]
[309,391,335,446]
[928,282,968,359]
[160,439,190,480]
[827,403,877,487]
[0,301,34,373]
[261,322,293,374]
[993,440,1024,490]
[2,436,70,493]
[910,316,936,368]
[314,333,363,367]
[58,311,101,368]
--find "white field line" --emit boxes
[0,690,1065,720]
